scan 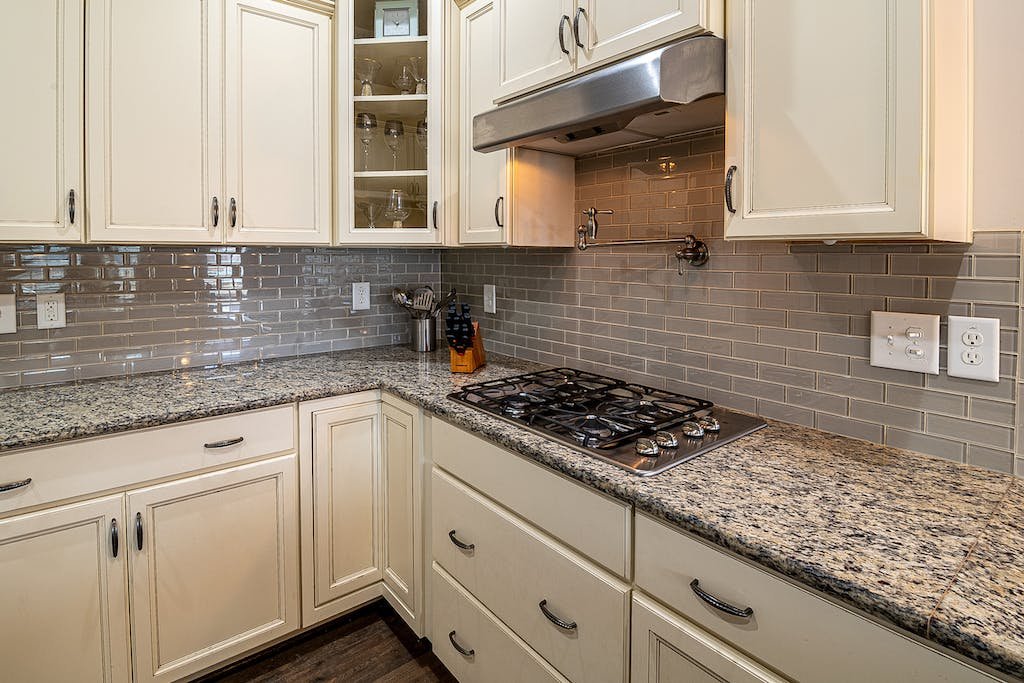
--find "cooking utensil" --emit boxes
[411,285,434,312]
[392,288,412,308]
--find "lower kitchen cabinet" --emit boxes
[128,455,300,682]
[631,593,783,683]
[0,495,131,683]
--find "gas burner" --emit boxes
[498,392,547,417]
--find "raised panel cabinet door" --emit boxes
[86,0,224,244]
[495,0,575,101]
[576,0,720,70]
[225,0,331,245]
[381,398,422,630]
[631,594,784,683]
[0,0,84,243]
[459,0,508,244]
[0,495,130,683]
[312,401,382,606]
[127,455,300,682]
[724,0,925,240]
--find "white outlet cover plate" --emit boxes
[351,282,370,311]
[36,292,66,329]
[0,294,15,334]
[869,311,940,375]
[483,284,496,314]
[947,315,999,382]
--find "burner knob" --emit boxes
[681,421,705,438]
[698,416,721,432]
[654,431,678,448]
[635,438,660,457]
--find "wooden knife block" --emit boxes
[450,322,486,373]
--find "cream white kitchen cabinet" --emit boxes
[455,0,575,246]
[225,0,332,245]
[87,0,331,245]
[0,0,84,244]
[724,0,973,242]
[494,0,721,102]
[128,455,300,682]
[0,494,131,683]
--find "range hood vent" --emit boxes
[473,36,725,156]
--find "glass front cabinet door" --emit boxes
[338,0,444,244]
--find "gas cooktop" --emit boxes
[448,368,766,475]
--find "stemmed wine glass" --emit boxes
[355,113,378,171]
[355,58,381,96]
[383,119,405,171]
[408,57,427,94]
[415,120,427,168]
[392,63,416,95]
[358,201,382,229]
[383,189,411,228]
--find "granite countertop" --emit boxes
[1,346,1021,679]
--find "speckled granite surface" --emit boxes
[1,346,1020,679]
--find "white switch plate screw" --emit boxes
[36,292,66,329]
[869,311,940,374]
[483,284,496,314]
[0,294,16,334]
[947,316,999,382]
[351,282,370,311]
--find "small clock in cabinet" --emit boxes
[375,0,419,38]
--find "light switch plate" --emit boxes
[0,294,16,334]
[483,284,496,314]
[947,316,999,382]
[870,311,940,375]
[351,282,370,311]
[36,292,66,329]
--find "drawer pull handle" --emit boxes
[725,165,737,214]
[448,530,475,551]
[539,600,577,631]
[110,519,119,558]
[0,478,32,493]
[690,578,753,619]
[448,630,474,657]
[204,436,244,449]
[135,512,144,551]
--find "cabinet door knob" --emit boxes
[539,599,577,630]
[0,477,31,493]
[572,7,586,49]
[448,630,474,657]
[494,196,504,228]
[690,578,753,619]
[135,512,144,551]
[110,518,119,558]
[558,14,571,56]
[725,165,737,214]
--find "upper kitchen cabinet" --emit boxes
[454,0,575,246]
[0,0,84,244]
[337,0,445,245]
[87,0,332,245]
[494,0,722,102]
[724,0,973,242]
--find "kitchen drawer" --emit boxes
[432,468,629,683]
[431,418,630,578]
[431,562,568,683]
[0,405,296,517]
[634,513,998,683]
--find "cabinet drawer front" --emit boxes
[431,418,630,577]
[0,405,296,517]
[432,468,629,683]
[431,563,568,683]
[635,513,997,683]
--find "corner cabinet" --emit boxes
[724,0,973,242]
[336,0,445,245]
[86,0,332,246]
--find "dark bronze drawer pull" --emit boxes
[539,599,576,630]
[204,436,244,449]
[110,518,119,558]
[690,578,753,619]
[135,512,144,551]
[448,630,474,657]
[448,530,475,551]
[0,478,32,493]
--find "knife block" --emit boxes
[450,322,486,373]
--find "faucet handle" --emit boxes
[582,206,614,239]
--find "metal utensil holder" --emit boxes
[411,317,437,352]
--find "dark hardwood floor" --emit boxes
[199,600,456,683]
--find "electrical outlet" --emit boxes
[0,294,16,334]
[352,282,370,311]
[483,284,496,314]
[947,316,999,382]
[869,311,940,374]
[36,292,66,329]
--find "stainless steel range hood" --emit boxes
[473,36,725,156]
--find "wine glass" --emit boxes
[355,112,378,171]
[408,56,427,94]
[383,189,411,228]
[393,63,416,95]
[358,200,382,229]
[355,58,381,96]
[415,120,427,168]
[383,119,405,171]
